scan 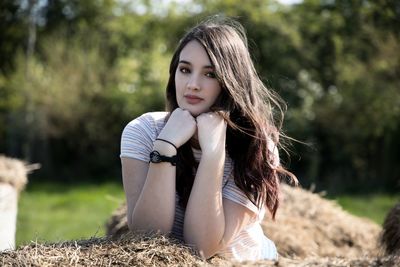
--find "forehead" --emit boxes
[179,40,212,65]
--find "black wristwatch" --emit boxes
[149,151,177,166]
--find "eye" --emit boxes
[179,67,190,74]
[205,71,216,78]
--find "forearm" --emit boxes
[130,142,176,233]
[183,151,226,258]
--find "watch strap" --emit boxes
[149,150,177,166]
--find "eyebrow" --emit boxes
[178,60,214,69]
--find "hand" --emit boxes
[158,108,197,148]
[196,112,227,155]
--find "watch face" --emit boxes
[150,151,161,163]
[149,150,177,166]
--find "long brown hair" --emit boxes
[165,16,297,219]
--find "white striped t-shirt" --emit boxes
[120,112,278,261]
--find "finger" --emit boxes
[182,109,192,116]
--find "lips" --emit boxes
[184,94,203,104]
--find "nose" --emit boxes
[187,74,200,91]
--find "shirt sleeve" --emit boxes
[222,138,280,215]
[222,175,259,214]
[120,113,155,162]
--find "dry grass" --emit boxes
[0,233,225,267]
[262,184,382,258]
[381,202,400,256]
[1,233,399,266]
[0,155,38,192]
[106,203,129,239]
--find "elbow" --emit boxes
[183,226,226,259]
[127,210,135,231]
[200,248,218,260]
[127,213,172,234]
[127,216,134,232]
[184,237,221,260]
[128,223,171,235]
[195,243,220,260]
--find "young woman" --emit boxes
[120,17,297,261]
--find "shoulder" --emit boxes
[126,111,168,128]
[120,112,168,160]
[121,111,168,145]
[123,112,168,134]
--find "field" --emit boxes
[331,193,399,225]
[15,182,398,247]
[16,182,125,246]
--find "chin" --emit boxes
[187,109,203,117]
[179,104,207,117]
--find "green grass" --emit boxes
[15,182,398,248]
[329,194,399,225]
[16,181,125,247]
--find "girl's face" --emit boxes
[175,40,222,117]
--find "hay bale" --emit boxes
[258,256,400,267]
[262,184,381,258]
[105,203,129,239]
[0,233,399,266]
[0,183,18,251]
[106,184,382,259]
[0,155,38,251]
[380,202,400,255]
[0,233,227,266]
[0,155,30,192]
[0,155,28,251]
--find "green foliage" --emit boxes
[6,40,106,136]
[0,0,27,74]
[283,0,400,192]
[1,29,168,178]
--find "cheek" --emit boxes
[174,72,185,93]
[209,83,222,100]
[174,72,180,88]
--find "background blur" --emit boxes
[1,0,399,245]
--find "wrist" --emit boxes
[201,147,225,162]
[153,140,177,156]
